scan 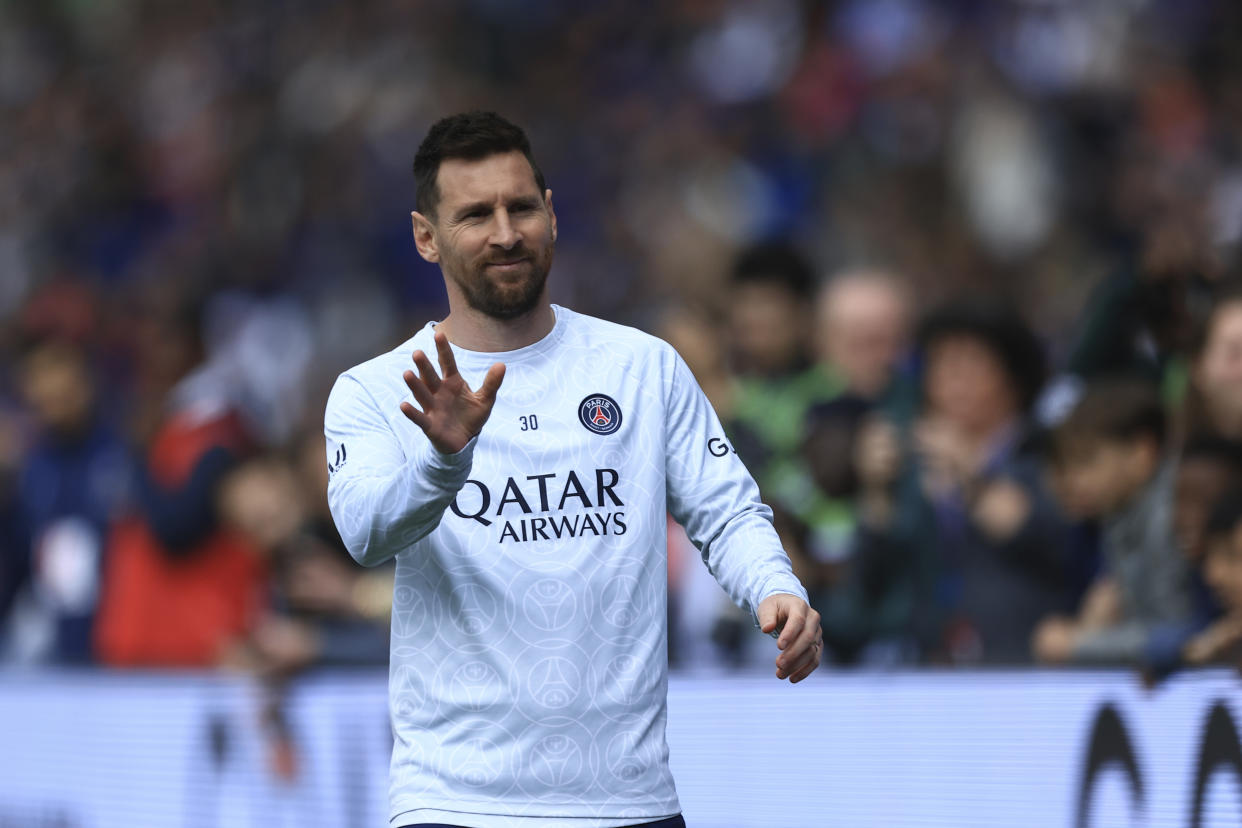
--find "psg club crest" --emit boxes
[578,394,622,436]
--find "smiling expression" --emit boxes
[414,150,557,321]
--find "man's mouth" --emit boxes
[486,258,529,271]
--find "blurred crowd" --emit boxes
[4,0,1242,689]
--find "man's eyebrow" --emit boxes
[450,201,491,219]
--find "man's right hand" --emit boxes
[400,330,505,454]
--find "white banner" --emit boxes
[1,669,1240,827]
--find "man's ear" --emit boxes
[411,211,439,263]
[545,189,557,242]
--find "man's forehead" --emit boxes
[437,151,541,205]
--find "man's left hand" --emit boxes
[757,594,822,683]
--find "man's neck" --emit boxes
[436,302,557,353]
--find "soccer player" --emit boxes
[324,111,821,828]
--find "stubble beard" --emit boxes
[451,244,553,321]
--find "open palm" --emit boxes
[399,330,505,454]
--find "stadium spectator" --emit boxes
[725,240,840,512]
[812,268,914,405]
[1036,379,1190,665]
[3,331,133,663]
[1184,284,1242,441]
[1064,219,1220,392]
[1183,490,1242,668]
[212,442,391,782]
[92,293,267,667]
[217,451,391,677]
[851,299,1072,664]
[800,268,917,556]
[797,268,916,660]
[1143,435,1242,676]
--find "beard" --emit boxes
[449,243,553,321]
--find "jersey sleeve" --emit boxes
[324,372,476,567]
[662,349,808,624]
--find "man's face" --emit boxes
[1053,439,1150,519]
[415,151,556,321]
[923,335,1016,434]
[729,283,807,375]
[816,277,909,399]
[19,343,93,434]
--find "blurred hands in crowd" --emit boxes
[855,417,902,492]
[913,416,982,499]
[1032,616,1079,664]
[1183,616,1242,666]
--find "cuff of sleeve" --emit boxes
[422,435,478,485]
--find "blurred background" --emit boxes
[5,0,1242,825]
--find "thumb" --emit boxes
[757,597,783,636]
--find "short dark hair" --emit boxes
[413,111,546,218]
[917,299,1048,412]
[1053,378,1167,462]
[730,240,817,298]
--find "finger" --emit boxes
[778,640,819,681]
[412,351,441,393]
[788,644,822,683]
[778,615,818,669]
[399,401,429,430]
[784,613,821,663]
[402,370,434,410]
[434,331,459,380]
[776,603,807,650]
[478,362,506,406]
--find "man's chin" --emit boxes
[474,283,546,320]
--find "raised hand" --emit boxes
[399,330,505,455]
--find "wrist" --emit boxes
[430,432,478,458]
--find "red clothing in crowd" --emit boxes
[95,409,266,667]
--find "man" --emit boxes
[813,269,911,404]
[324,111,820,828]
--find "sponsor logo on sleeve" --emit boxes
[328,444,347,475]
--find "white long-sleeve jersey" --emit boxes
[324,305,808,827]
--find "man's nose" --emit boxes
[491,209,521,248]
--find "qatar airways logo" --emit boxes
[450,468,627,543]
